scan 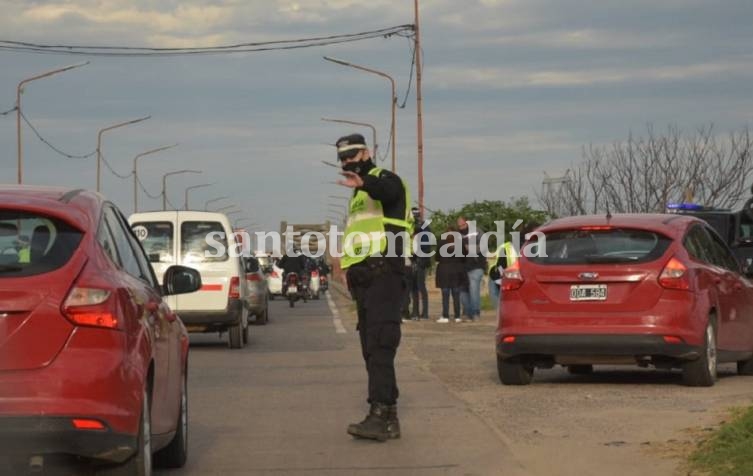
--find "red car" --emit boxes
[497,214,753,386]
[0,186,201,474]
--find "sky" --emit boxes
[0,0,751,232]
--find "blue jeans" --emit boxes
[460,268,485,318]
[488,277,500,310]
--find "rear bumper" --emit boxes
[178,298,243,331]
[0,417,136,463]
[497,334,701,361]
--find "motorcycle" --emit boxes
[309,269,321,300]
[320,274,329,292]
[284,272,301,308]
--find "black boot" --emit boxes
[386,405,401,439]
[347,403,391,442]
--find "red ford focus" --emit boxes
[0,186,201,474]
[497,214,753,386]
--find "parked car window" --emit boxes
[683,225,711,263]
[704,226,741,272]
[529,228,671,265]
[131,221,174,264]
[104,206,143,279]
[181,221,229,263]
[0,210,83,277]
[114,210,159,289]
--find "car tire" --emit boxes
[256,307,268,325]
[106,386,152,475]
[497,356,533,385]
[228,320,243,349]
[567,365,593,375]
[682,320,717,387]
[737,356,753,375]
[154,372,188,469]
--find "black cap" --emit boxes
[336,133,368,161]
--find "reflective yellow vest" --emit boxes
[489,241,518,273]
[18,247,30,264]
[341,167,413,269]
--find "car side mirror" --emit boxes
[163,265,202,296]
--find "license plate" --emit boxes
[570,284,607,301]
[289,286,297,293]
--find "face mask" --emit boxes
[341,161,362,175]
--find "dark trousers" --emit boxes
[441,287,461,318]
[411,266,429,318]
[348,267,405,405]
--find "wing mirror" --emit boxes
[162,265,202,296]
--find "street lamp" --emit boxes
[204,196,230,211]
[133,144,178,213]
[322,117,378,159]
[215,204,237,213]
[97,115,152,192]
[225,210,242,217]
[16,61,89,184]
[162,170,201,210]
[323,56,397,172]
[184,183,213,210]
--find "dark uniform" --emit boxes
[337,133,412,441]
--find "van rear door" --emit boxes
[177,220,232,312]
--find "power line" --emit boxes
[137,176,162,200]
[19,110,96,159]
[1,105,16,116]
[100,152,133,180]
[0,25,415,57]
[398,37,416,109]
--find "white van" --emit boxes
[128,211,249,348]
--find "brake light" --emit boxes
[288,274,298,285]
[502,336,516,344]
[270,271,279,278]
[229,277,240,299]
[658,257,690,290]
[72,419,106,431]
[502,260,523,291]
[246,273,262,282]
[63,287,119,329]
[311,271,319,277]
[579,226,614,231]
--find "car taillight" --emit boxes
[288,274,297,284]
[502,260,523,291]
[62,287,119,329]
[246,273,262,282]
[270,271,279,278]
[229,277,241,299]
[658,257,690,290]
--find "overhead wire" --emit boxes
[1,105,16,116]
[0,25,415,57]
[19,110,97,159]
[136,176,163,200]
[99,152,133,179]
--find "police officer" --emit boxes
[336,133,413,442]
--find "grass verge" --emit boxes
[689,406,753,476]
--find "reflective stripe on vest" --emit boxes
[489,241,519,272]
[341,167,413,269]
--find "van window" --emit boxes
[181,221,229,263]
[0,210,83,277]
[132,221,174,264]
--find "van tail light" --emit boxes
[229,277,241,299]
[246,273,262,282]
[502,260,523,291]
[62,287,119,329]
[659,257,690,290]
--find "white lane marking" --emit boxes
[326,292,348,334]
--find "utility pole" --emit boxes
[16,62,89,184]
[132,144,178,213]
[162,169,201,210]
[415,0,426,216]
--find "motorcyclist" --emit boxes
[279,248,306,294]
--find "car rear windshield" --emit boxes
[0,210,83,277]
[528,227,672,265]
[131,221,174,263]
[181,221,228,263]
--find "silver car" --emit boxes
[243,256,270,325]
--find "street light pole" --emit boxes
[204,196,230,211]
[16,62,89,184]
[215,204,237,213]
[321,117,378,159]
[323,56,397,172]
[97,115,151,193]
[184,183,213,210]
[133,143,178,213]
[162,170,201,210]
[415,0,426,216]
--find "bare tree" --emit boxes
[537,125,753,217]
